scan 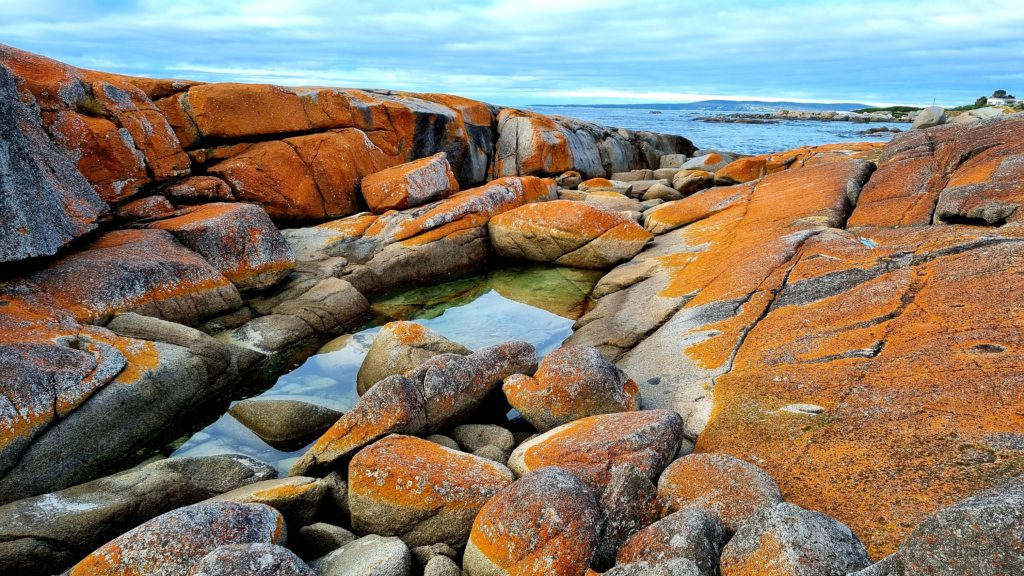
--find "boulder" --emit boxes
[49,109,150,202]
[592,463,661,571]
[162,176,234,201]
[643,183,682,202]
[148,202,296,291]
[310,534,412,576]
[424,556,461,576]
[671,170,715,195]
[555,170,582,189]
[719,503,871,576]
[361,152,459,213]
[356,321,471,395]
[605,559,702,576]
[115,195,175,222]
[190,544,315,576]
[228,399,343,450]
[682,152,737,172]
[348,434,515,546]
[488,200,652,269]
[208,476,327,528]
[949,106,1003,125]
[657,453,783,533]
[911,106,946,129]
[451,424,516,454]
[585,190,645,213]
[612,169,655,181]
[411,543,459,567]
[463,467,601,576]
[579,177,632,194]
[714,142,884,185]
[295,523,357,559]
[502,344,641,432]
[508,410,683,494]
[0,455,276,576]
[425,434,461,451]
[292,341,537,475]
[659,154,689,169]
[67,502,285,576]
[618,507,728,576]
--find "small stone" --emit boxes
[452,424,516,453]
[643,183,682,202]
[555,170,582,189]
[424,556,461,576]
[411,543,459,567]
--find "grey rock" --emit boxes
[643,183,682,202]
[950,106,1003,125]
[0,62,106,263]
[411,543,459,567]
[296,523,358,559]
[0,455,275,576]
[208,476,327,528]
[311,535,411,576]
[672,170,715,195]
[682,152,737,172]
[659,153,690,169]
[452,424,516,453]
[190,543,315,576]
[356,321,470,396]
[848,474,1024,576]
[592,464,660,571]
[424,555,461,576]
[229,399,342,450]
[425,434,461,451]
[652,167,682,180]
[612,169,655,181]
[320,472,349,518]
[618,507,728,576]
[720,502,870,576]
[911,106,946,129]
[605,558,702,576]
[472,445,509,464]
[585,191,645,213]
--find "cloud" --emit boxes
[0,0,1021,106]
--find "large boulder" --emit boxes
[208,476,327,528]
[618,507,729,576]
[348,434,515,547]
[67,501,285,576]
[228,399,343,450]
[593,463,661,570]
[503,344,641,432]
[463,467,601,576]
[356,321,471,395]
[0,455,276,576]
[911,106,946,129]
[488,200,652,269]
[310,534,412,576]
[361,152,459,213]
[508,409,683,494]
[190,544,315,576]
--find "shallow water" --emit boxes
[528,106,905,156]
[171,264,601,473]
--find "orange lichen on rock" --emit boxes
[715,142,884,185]
[49,111,149,202]
[348,434,514,546]
[643,182,753,235]
[492,108,574,177]
[361,152,460,213]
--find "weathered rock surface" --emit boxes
[348,434,514,546]
[451,424,516,454]
[361,152,460,213]
[356,321,471,395]
[503,344,641,432]
[0,455,275,576]
[719,503,871,576]
[67,501,285,576]
[489,200,652,269]
[310,534,412,576]
[605,559,702,576]
[618,507,728,576]
[463,467,601,576]
[208,476,326,527]
[592,463,661,571]
[508,409,683,493]
[911,105,946,129]
[682,151,737,173]
[228,399,342,450]
[657,453,783,533]
[713,142,883,185]
[190,543,315,576]
[292,341,536,475]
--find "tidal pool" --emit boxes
[171,264,602,473]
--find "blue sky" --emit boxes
[1,0,1021,106]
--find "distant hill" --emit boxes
[538,100,873,112]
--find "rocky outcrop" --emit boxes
[714,142,884,185]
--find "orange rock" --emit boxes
[154,92,202,149]
[147,203,295,291]
[162,176,234,201]
[657,453,783,533]
[503,344,641,431]
[186,83,314,139]
[715,142,884,185]
[361,152,459,213]
[464,467,601,576]
[49,111,149,202]
[642,182,753,235]
[508,410,683,493]
[115,195,175,222]
[492,109,575,177]
[348,434,514,546]
[355,321,470,395]
[489,200,652,269]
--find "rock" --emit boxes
[622,179,671,196]
[0,63,106,262]
[147,202,295,291]
[310,534,411,576]
[555,170,582,189]
[508,410,683,494]
[585,190,645,213]
[652,168,681,180]
[67,501,285,576]
[849,474,1024,576]
[361,152,459,213]
[190,543,315,576]
[503,344,641,432]
[295,523,357,559]
[0,455,276,576]
[115,195,176,222]
[579,177,632,194]
[424,555,461,576]
[488,200,652,269]
[320,472,349,518]
[671,170,715,195]
[208,476,327,528]
[451,424,516,454]
[643,183,682,201]
[950,106,1003,125]
[682,152,737,172]
[163,176,234,201]
[270,277,371,336]
[605,559,702,576]
[228,399,343,450]
[659,154,689,169]
[463,467,601,576]
[714,142,884,185]
[27,228,242,325]
[472,445,508,464]
[348,434,515,547]
[612,169,655,181]
[592,463,661,571]
[425,434,461,451]
[719,502,870,576]
[618,507,728,576]
[292,341,537,476]
[911,105,946,129]
[657,453,783,533]
[356,321,471,396]
[411,543,459,567]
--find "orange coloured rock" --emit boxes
[355,321,470,395]
[492,109,576,177]
[508,410,683,493]
[186,83,317,139]
[657,453,783,533]
[27,228,241,325]
[643,182,751,234]
[49,110,149,202]
[463,467,601,576]
[348,434,515,546]
[618,507,728,576]
[361,152,459,213]
[162,176,234,201]
[503,344,641,432]
[147,203,295,291]
[715,142,884,185]
[488,200,652,269]
[115,195,175,222]
[67,501,285,576]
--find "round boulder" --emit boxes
[348,434,515,547]
[488,200,652,269]
[356,321,471,395]
[309,534,411,576]
[618,507,728,576]
[190,543,314,576]
[228,398,342,450]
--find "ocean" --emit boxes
[528,106,906,156]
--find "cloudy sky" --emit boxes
[1,0,1021,106]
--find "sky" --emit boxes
[1,0,1022,107]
